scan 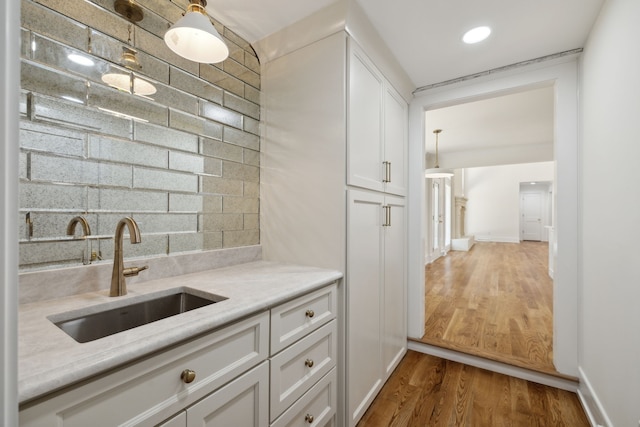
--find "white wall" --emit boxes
[465,162,554,243]
[2,0,19,424]
[579,0,640,425]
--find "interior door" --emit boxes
[521,192,543,241]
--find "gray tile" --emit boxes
[145,81,198,116]
[223,196,259,214]
[243,149,260,167]
[243,213,259,230]
[135,25,198,75]
[32,0,130,43]
[169,151,204,174]
[223,229,259,248]
[245,53,260,74]
[89,135,169,168]
[203,195,223,213]
[170,66,223,104]
[200,64,244,98]
[33,95,132,138]
[21,0,89,51]
[223,92,259,120]
[203,157,223,176]
[133,213,198,233]
[244,85,260,107]
[19,182,87,210]
[222,161,259,182]
[20,153,28,180]
[21,29,32,59]
[223,126,259,151]
[200,101,243,128]
[201,137,243,162]
[135,122,198,152]
[202,231,223,250]
[223,59,260,90]
[243,182,259,198]
[88,84,168,127]
[90,188,168,212]
[30,153,132,187]
[20,120,86,157]
[169,194,202,212]
[169,109,222,140]
[202,213,243,232]
[201,176,243,196]
[134,167,198,193]
[19,240,89,268]
[169,232,203,254]
[21,60,88,105]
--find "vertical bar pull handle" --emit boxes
[383,205,391,227]
[387,161,391,184]
[382,161,390,183]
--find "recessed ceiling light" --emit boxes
[463,26,491,44]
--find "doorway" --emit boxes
[407,58,580,377]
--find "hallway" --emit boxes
[418,242,556,374]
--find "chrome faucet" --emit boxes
[110,217,148,297]
[66,216,91,237]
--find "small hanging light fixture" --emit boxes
[425,129,454,178]
[164,0,229,64]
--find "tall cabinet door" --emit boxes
[348,44,384,193]
[346,189,384,426]
[382,195,407,377]
[383,86,407,196]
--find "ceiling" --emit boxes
[208,0,604,89]
[206,0,603,166]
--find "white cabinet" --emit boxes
[270,285,338,427]
[20,312,269,427]
[261,30,408,427]
[19,283,339,427]
[348,42,407,197]
[346,190,406,425]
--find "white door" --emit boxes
[521,192,543,241]
[431,180,441,258]
[347,190,383,426]
[382,195,406,378]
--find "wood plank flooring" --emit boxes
[419,242,555,374]
[357,351,589,426]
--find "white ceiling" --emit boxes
[425,86,554,154]
[208,0,604,88]
[206,0,603,165]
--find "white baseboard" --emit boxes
[577,367,612,427]
[408,341,578,392]
[474,235,520,243]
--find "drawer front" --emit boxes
[271,368,337,427]
[270,283,337,355]
[186,361,269,427]
[20,311,269,427]
[270,320,337,420]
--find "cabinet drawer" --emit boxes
[186,361,269,427]
[270,283,337,355]
[271,368,336,427]
[270,320,337,420]
[20,311,269,427]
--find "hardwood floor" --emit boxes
[357,351,589,427]
[418,242,555,374]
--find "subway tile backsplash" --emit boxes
[19,0,260,270]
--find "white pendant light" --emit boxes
[425,129,454,178]
[164,0,229,64]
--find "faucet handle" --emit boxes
[123,265,149,277]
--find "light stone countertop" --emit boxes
[18,260,342,404]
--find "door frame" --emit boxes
[407,58,579,376]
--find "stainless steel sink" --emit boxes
[50,289,227,343]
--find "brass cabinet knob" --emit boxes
[180,369,196,384]
[305,413,314,423]
[305,309,315,318]
[304,358,314,368]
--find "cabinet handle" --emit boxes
[305,309,315,318]
[180,369,196,384]
[383,205,391,227]
[305,414,314,423]
[382,161,391,183]
[305,358,314,368]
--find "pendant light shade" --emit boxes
[425,129,454,178]
[164,1,229,64]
